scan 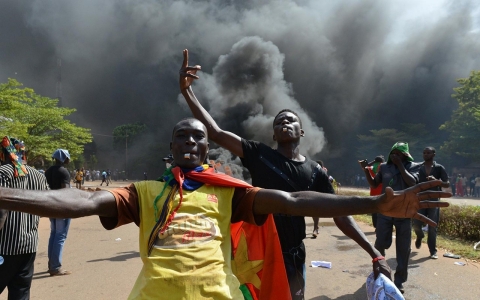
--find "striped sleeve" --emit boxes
[0,165,49,255]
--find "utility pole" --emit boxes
[56,57,63,107]
[125,131,128,180]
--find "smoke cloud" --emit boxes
[182,36,326,156]
[1,0,479,179]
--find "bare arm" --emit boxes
[333,216,391,278]
[390,155,416,187]
[397,164,416,186]
[0,188,117,219]
[364,167,380,188]
[179,49,244,157]
[252,180,450,227]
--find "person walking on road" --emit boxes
[45,149,73,276]
[412,147,449,260]
[364,142,418,294]
[75,168,84,189]
[100,170,108,186]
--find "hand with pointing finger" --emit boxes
[179,49,201,90]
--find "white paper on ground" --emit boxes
[311,261,332,268]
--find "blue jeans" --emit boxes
[413,207,440,255]
[48,218,71,271]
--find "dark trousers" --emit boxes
[412,207,440,255]
[371,213,378,228]
[374,215,411,286]
[283,242,306,300]
[0,252,36,300]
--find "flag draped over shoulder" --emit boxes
[156,165,291,299]
[231,215,291,300]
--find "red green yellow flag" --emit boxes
[231,214,291,300]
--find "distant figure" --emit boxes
[106,169,112,185]
[456,174,463,196]
[143,172,148,180]
[462,175,468,196]
[45,149,73,276]
[75,168,84,189]
[100,170,108,186]
[450,174,456,196]
[469,174,476,197]
[475,175,480,197]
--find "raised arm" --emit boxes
[0,188,117,219]
[390,154,417,187]
[253,180,450,227]
[179,49,244,157]
[364,166,381,188]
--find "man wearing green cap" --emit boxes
[364,142,419,294]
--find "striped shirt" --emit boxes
[0,164,49,255]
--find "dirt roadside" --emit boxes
[1,182,478,299]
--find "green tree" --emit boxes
[89,154,98,170]
[440,71,480,162]
[0,78,92,165]
[357,123,436,160]
[112,122,147,152]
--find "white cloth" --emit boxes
[366,272,404,300]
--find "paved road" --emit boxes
[341,186,480,207]
[1,182,478,299]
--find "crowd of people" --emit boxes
[71,168,116,186]
[0,49,453,299]
[450,173,480,197]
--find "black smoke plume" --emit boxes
[1,0,479,179]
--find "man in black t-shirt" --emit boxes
[412,147,449,260]
[45,149,72,276]
[179,49,391,299]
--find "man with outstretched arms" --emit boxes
[0,119,450,299]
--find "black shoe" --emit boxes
[415,237,422,249]
[395,283,405,294]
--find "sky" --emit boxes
[1,0,479,179]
